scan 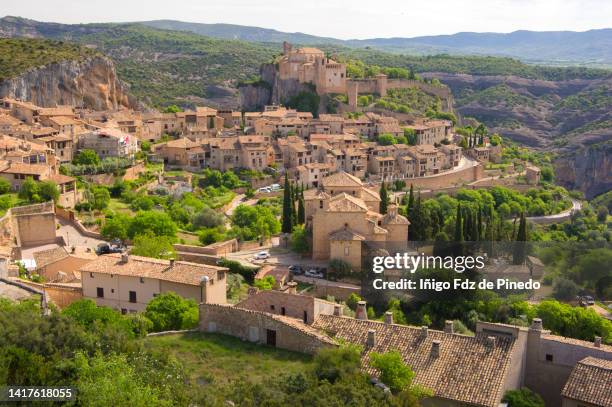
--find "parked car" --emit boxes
[288,265,303,274]
[305,268,324,279]
[95,242,124,255]
[584,295,595,305]
[258,187,271,193]
[270,184,281,191]
[254,251,270,260]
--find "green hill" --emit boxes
[0,38,99,81]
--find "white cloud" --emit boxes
[4,0,611,38]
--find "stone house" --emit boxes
[78,128,138,159]
[80,253,228,313]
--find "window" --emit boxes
[129,291,137,303]
[281,307,286,315]
[139,277,144,283]
[270,305,275,311]
[344,247,350,256]
[90,272,94,278]
[545,354,553,362]
[111,289,115,293]
[121,308,127,315]
[303,311,308,323]
[96,287,104,298]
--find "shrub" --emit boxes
[144,292,199,332]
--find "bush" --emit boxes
[144,292,199,332]
[502,388,544,407]
[217,258,259,284]
[369,350,415,393]
[253,276,275,290]
[313,344,362,383]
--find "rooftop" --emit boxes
[321,171,363,188]
[561,357,612,407]
[80,254,228,286]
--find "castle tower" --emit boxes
[375,73,388,97]
[347,81,359,111]
[282,41,292,56]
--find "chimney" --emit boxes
[594,336,602,348]
[530,318,543,331]
[387,204,397,217]
[333,304,343,316]
[367,329,376,347]
[486,336,496,348]
[384,311,393,324]
[431,340,440,358]
[169,259,175,268]
[421,326,428,337]
[356,301,368,320]
[444,320,454,334]
[121,253,129,263]
[286,281,297,294]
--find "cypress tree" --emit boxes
[454,204,464,256]
[463,208,472,241]
[477,207,483,240]
[290,183,298,227]
[379,182,388,214]
[281,174,292,233]
[407,184,415,214]
[513,212,528,265]
[297,196,305,224]
[413,193,423,241]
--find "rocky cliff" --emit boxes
[555,142,612,199]
[0,55,136,110]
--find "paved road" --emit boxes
[56,218,106,249]
[526,199,582,224]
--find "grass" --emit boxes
[143,332,313,385]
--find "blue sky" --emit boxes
[4,0,612,39]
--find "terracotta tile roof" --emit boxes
[322,171,363,188]
[303,189,331,200]
[561,357,612,407]
[382,211,410,225]
[80,253,228,286]
[2,162,50,176]
[208,303,336,344]
[542,334,612,351]
[33,247,69,268]
[163,137,199,149]
[313,315,517,407]
[326,193,368,213]
[48,173,76,185]
[38,107,74,117]
[361,187,381,202]
[329,226,365,241]
[0,114,21,126]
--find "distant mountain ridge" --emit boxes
[139,19,612,66]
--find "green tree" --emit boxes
[513,212,528,265]
[254,276,275,290]
[377,134,397,146]
[0,178,11,194]
[128,211,177,240]
[297,197,305,224]
[192,207,225,229]
[38,181,60,202]
[91,187,110,211]
[18,177,39,202]
[290,224,309,254]
[131,232,176,259]
[379,182,389,214]
[73,149,100,166]
[281,174,292,233]
[369,350,415,393]
[406,184,415,214]
[101,214,129,241]
[144,291,199,332]
[502,388,545,407]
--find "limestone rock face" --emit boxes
[555,142,612,199]
[0,56,137,110]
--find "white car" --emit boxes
[305,269,324,279]
[254,251,270,260]
[258,187,271,193]
[270,184,281,191]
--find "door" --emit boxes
[266,329,276,347]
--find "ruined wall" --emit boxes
[200,303,335,354]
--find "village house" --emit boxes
[78,127,138,159]
[32,245,97,282]
[80,253,228,313]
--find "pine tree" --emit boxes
[379,182,388,215]
[281,174,293,233]
[297,197,305,224]
[513,212,528,265]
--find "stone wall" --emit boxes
[199,303,335,354]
